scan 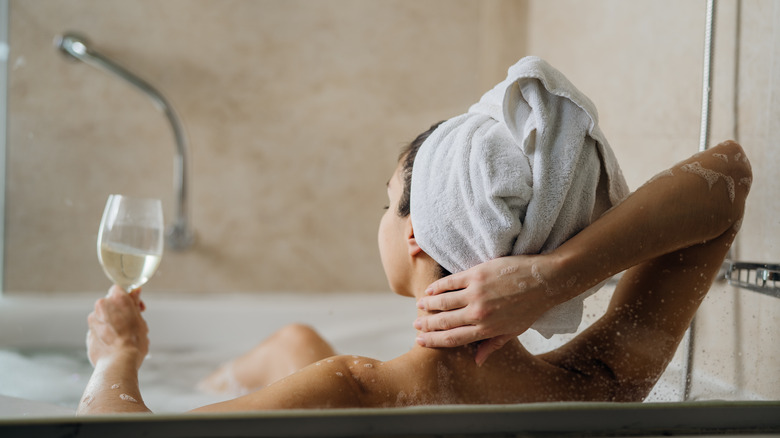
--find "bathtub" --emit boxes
[0,289,778,437]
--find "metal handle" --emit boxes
[55,32,194,250]
[725,261,780,298]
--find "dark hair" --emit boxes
[397,121,451,278]
[397,121,445,218]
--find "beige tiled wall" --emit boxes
[5,0,778,398]
[6,0,526,294]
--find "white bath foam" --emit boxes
[196,360,252,398]
[0,348,91,410]
[681,162,719,189]
[724,176,735,202]
[531,264,552,295]
[680,162,735,202]
[713,153,729,163]
[111,383,120,389]
[739,177,752,188]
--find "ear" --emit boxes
[405,219,423,256]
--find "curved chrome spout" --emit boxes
[55,32,194,250]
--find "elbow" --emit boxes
[715,140,752,184]
[707,140,752,229]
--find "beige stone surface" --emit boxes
[6,0,526,294]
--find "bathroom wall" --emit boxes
[5,0,527,294]
[525,0,779,399]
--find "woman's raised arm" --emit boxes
[415,141,752,366]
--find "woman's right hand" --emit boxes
[86,285,149,369]
[414,254,569,365]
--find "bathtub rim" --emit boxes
[0,401,779,437]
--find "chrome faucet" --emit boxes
[55,32,194,250]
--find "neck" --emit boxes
[404,260,528,364]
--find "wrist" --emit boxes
[543,248,590,304]
[94,347,146,370]
[550,231,619,298]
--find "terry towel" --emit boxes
[410,56,629,338]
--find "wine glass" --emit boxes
[97,194,164,292]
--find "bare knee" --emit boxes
[273,323,323,345]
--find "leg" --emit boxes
[199,324,336,395]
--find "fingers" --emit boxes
[128,288,146,311]
[417,289,470,312]
[424,272,470,296]
[416,325,485,349]
[475,335,514,366]
[414,307,473,333]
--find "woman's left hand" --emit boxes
[86,286,149,369]
[414,254,562,365]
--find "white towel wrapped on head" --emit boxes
[410,56,629,338]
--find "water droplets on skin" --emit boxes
[364,363,374,369]
[119,393,138,403]
[680,162,735,202]
[326,359,334,363]
[335,372,344,377]
[531,264,553,295]
[713,153,729,163]
[498,265,518,278]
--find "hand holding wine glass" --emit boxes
[97,194,164,293]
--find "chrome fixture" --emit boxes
[725,262,780,298]
[698,0,716,152]
[54,32,194,250]
[685,0,718,401]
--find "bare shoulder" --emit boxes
[190,354,394,412]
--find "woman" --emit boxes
[79,55,751,414]
[78,132,751,413]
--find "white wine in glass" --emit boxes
[97,194,164,292]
